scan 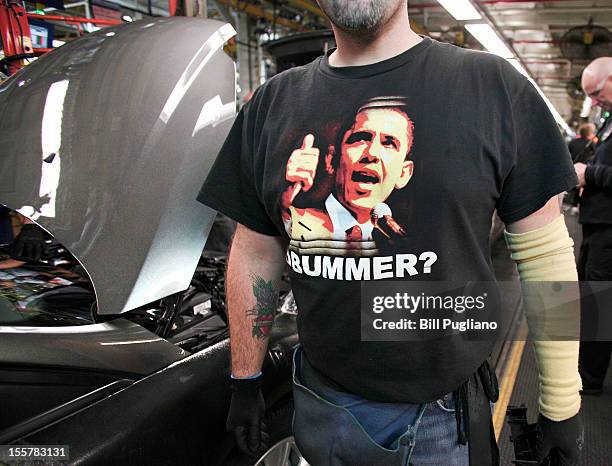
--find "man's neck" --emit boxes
[328,9,422,68]
[330,193,372,225]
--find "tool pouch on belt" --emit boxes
[453,359,500,466]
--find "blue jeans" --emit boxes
[292,345,469,466]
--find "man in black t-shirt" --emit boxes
[198,1,584,464]
[575,58,612,395]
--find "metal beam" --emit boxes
[27,12,121,26]
[212,0,235,25]
[216,0,309,32]
[498,23,612,29]
[286,0,326,20]
[487,7,612,13]
[94,0,169,17]
[409,0,612,8]
[184,0,207,17]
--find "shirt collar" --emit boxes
[325,194,374,240]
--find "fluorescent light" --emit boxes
[507,58,528,77]
[528,78,572,134]
[506,63,572,133]
[543,94,572,134]
[506,62,571,132]
[436,0,481,21]
[465,23,514,59]
[465,22,571,133]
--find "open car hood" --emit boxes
[0,18,236,315]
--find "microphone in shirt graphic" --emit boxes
[371,203,407,239]
[281,96,414,248]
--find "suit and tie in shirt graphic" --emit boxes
[280,97,415,256]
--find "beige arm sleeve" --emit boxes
[504,215,582,421]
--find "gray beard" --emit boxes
[318,0,395,33]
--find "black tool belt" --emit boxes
[453,359,500,466]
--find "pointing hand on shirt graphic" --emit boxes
[286,134,319,193]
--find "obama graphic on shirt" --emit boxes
[280,96,415,253]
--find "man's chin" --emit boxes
[346,196,378,213]
[334,21,382,38]
[318,0,390,37]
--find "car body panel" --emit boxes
[0,17,237,315]
[0,318,187,375]
[4,329,298,465]
[0,19,300,464]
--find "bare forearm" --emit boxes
[226,224,286,378]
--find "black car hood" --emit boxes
[0,17,236,315]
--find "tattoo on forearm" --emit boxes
[246,275,278,339]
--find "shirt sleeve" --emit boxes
[197,102,281,236]
[496,80,578,225]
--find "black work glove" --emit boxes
[535,413,584,465]
[226,375,270,459]
[10,224,51,262]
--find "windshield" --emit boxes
[0,208,95,326]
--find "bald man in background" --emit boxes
[575,57,612,395]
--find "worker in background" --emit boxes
[0,207,12,246]
[197,0,584,464]
[565,123,598,211]
[0,208,52,263]
[575,56,612,395]
[0,210,49,269]
[568,123,597,163]
[10,217,51,262]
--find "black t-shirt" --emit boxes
[579,120,612,225]
[198,37,577,403]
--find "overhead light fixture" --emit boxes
[463,21,571,133]
[506,63,572,133]
[436,0,481,21]
[122,15,133,22]
[465,23,514,59]
[507,58,528,77]
[531,81,572,134]
[508,58,573,134]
